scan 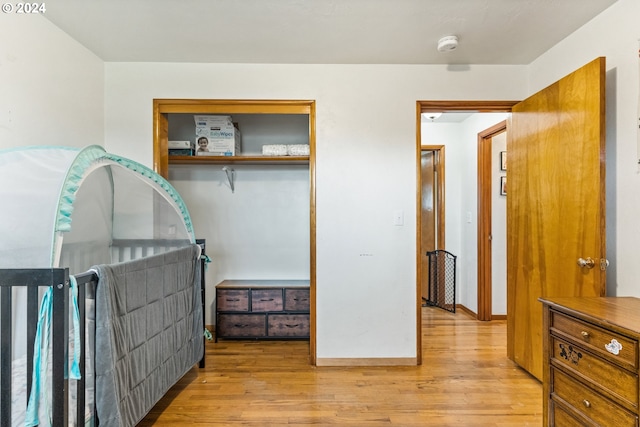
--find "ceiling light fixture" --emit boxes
[422,112,442,122]
[437,35,458,52]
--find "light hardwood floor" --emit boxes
[139,307,542,426]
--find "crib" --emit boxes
[0,146,208,426]
[0,239,207,426]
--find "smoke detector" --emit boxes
[437,36,458,52]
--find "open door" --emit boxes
[507,57,607,380]
[420,147,445,304]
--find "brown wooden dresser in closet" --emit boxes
[540,297,640,427]
[215,279,310,341]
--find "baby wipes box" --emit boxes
[194,115,242,156]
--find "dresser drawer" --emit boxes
[551,401,598,427]
[284,288,310,311]
[251,289,283,312]
[551,336,639,408]
[218,314,266,337]
[551,310,638,370]
[551,367,638,427]
[217,289,249,311]
[268,314,310,337]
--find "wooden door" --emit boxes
[421,150,437,302]
[507,57,606,380]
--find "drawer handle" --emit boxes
[580,331,590,339]
[558,343,582,365]
[234,324,250,328]
[582,399,591,408]
[225,298,240,302]
[260,298,275,302]
[293,298,308,302]
[285,324,300,328]
[605,338,623,355]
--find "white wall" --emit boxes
[0,15,104,149]
[104,64,526,360]
[527,0,640,297]
[170,163,310,324]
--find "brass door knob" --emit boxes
[577,257,595,269]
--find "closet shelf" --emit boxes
[168,155,309,165]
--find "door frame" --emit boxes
[477,120,507,321]
[416,101,517,363]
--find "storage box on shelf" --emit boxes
[194,115,242,156]
[215,279,310,341]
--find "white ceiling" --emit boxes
[44,0,617,65]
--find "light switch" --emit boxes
[466,212,472,223]
[393,210,404,226]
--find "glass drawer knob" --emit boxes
[583,399,591,408]
[581,331,590,338]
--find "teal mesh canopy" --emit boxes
[0,145,195,273]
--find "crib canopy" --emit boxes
[0,145,195,273]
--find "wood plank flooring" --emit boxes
[139,307,542,426]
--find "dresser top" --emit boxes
[539,296,640,335]
[216,279,310,289]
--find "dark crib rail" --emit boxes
[0,269,99,427]
[0,268,71,427]
[74,270,99,426]
[1,240,204,426]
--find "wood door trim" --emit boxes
[477,121,507,321]
[153,99,317,365]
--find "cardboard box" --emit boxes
[194,115,242,156]
[168,148,194,156]
[168,140,193,149]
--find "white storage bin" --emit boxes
[262,144,288,156]
[287,144,310,156]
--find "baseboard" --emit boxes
[455,304,477,318]
[451,306,506,321]
[316,357,417,367]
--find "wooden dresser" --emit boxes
[215,279,310,341]
[540,297,640,427]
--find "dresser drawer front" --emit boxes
[552,337,639,407]
[551,402,598,427]
[552,367,638,427]
[284,288,310,311]
[218,314,266,337]
[217,289,249,311]
[268,314,310,337]
[552,310,638,369]
[251,289,283,312]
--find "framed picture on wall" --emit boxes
[500,176,507,196]
[500,151,507,171]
